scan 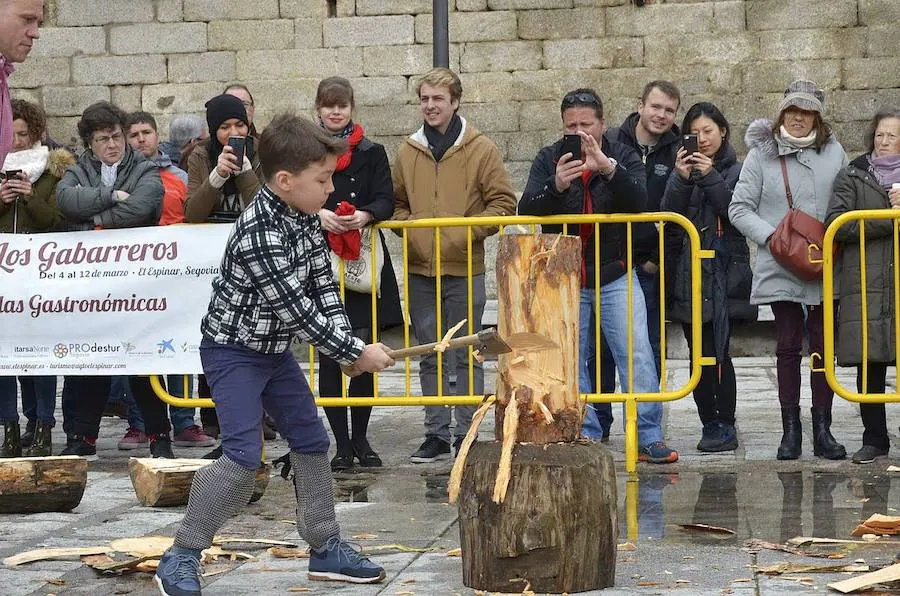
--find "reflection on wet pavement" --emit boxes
[334,471,449,504]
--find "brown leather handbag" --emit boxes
[768,157,828,281]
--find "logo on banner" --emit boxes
[121,341,135,354]
[157,339,175,354]
[53,343,69,358]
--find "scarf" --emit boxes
[423,113,462,162]
[326,200,361,260]
[101,161,120,186]
[870,152,900,190]
[332,122,364,172]
[0,57,15,168]
[2,142,49,183]
[779,125,817,149]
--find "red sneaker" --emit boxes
[117,427,147,450]
[173,425,216,448]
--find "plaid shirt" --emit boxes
[201,185,365,364]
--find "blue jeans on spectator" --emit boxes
[582,335,615,437]
[579,270,664,448]
[636,267,661,378]
[109,375,195,433]
[166,374,197,434]
[2,376,57,426]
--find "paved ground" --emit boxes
[2,357,900,595]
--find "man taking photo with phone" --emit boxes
[519,88,678,464]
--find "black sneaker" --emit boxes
[410,437,451,463]
[696,422,723,452]
[60,435,97,458]
[150,435,176,459]
[852,444,889,464]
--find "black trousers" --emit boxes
[319,328,374,451]
[858,363,889,450]
[64,375,170,438]
[682,322,737,426]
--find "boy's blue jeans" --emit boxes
[579,270,664,448]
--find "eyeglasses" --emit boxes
[240,100,253,108]
[92,132,124,145]
[562,92,601,106]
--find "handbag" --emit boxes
[330,226,384,295]
[768,156,828,281]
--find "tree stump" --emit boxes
[495,234,582,443]
[0,456,87,513]
[129,459,270,507]
[458,441,617,593]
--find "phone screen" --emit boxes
[682,134,699,156]
[227,136,246,164]
[559,134,582,161]
[1,169,22,180]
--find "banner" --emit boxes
[0,225,232,375]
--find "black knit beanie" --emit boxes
[205,94,248,135]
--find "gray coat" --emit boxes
[56,146,163,231]
[728,118,848,306]
[826,154,896,366]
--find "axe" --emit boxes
[386,328,556,359]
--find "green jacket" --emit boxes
[0,148,73,233]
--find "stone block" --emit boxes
[157,0,184,22]
[831,89,900,123]
[338,0,356,16]
[348,76,409,105]
[457,0,488,9]
[8,58,70,88]
[459,72,516,103]
[280,0,328,17]
[57,0,154,25]
[110,86,143,113]
[183,0,279,20]
[355,0,432,14]
[713,1,746,31]
[606,2,714,35]
[141,82,223,114]
[463,103,520,132]
[460,41,543,72]
[746,0,857,30]
[510,68,607,102]
[209,19,294,50]
[362,44,460,76]
[29,27,105,58]
[574,0,627,5]
[497,130,546,161]
[248,80,321,111]
[543,38,643,69]
[415,11,517,42]
[488,0,571,8]
[644,32,756,66]
[110,23,207,55]
[759,28,866,60]
[506,161,531,192]
[518,100,559,131]
[518,8,604,40]
[323,16,414,46]
[867,25,896,57]
[859,0,900,25]
[43,86,111,117]
[741,60,841,93]
[46,117,83,148]
[294,18,324,48]
[168,52,237,83]
[72,55,167,86]
[355,104,422,135]
[235,48,364,80]
[9,88,41,105]
[829,120,870,155]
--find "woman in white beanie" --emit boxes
[729,80,848,461]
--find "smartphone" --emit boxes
[558,134,582,162]
[1,169,22,181]
[227,136,246,164]
[682,134,699,157]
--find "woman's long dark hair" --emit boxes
[681,102,730,160]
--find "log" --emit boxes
[129,459,270,507]
[495,233,582,443]
[458,441,617,593]
[0,456,88,513]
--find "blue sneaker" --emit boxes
[638,441,679,464]
[154,546,202,596]
[308,535,385,584]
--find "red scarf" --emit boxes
[327,201,361,260]
[335,123,364,172]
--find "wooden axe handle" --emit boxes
[387,333,483,360]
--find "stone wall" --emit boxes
[12,0,900,190]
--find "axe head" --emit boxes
[474,329,559,355]
[474,328,511,355]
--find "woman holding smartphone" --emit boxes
[314,77,403,471]
[661,102,755,453]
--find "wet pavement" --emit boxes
[2,357,900,594]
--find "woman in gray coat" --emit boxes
[729,81,848,461]
[826,106,900,465]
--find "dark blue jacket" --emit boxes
[518,136,647,287]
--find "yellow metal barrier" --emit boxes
[823,209,900,402]
[150,212,708,475]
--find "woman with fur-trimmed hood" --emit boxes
[0,99,74,460]
[729,80,848,462]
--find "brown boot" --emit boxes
[24,422,52,457]
[1,421,22,458]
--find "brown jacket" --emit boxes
[392,119,516,276]
[184,143,262,223]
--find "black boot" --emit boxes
[1,421,22,458]
[25,422,52,457]
[776,407,802,460]
[20,420,35,447]
[811,407,846,460]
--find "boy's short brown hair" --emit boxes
[416,67,462,103]
[258,114,348,181]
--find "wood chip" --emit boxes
[351,533,378,540]
[678,523,736,536]
[268,547,309,560]
[287,588,311,593]
[361,544,429,554]
[4,547,114,567]
[108,536,173,558]
[829,563,900,594]
[617,542,636,551]
[787,536,866,546]
[852,514,900,536]
[492,393,519,503]
[448,395,496,504]
[756,562,870,575]
[213,537,298,548]
[446,548,462,557]
[435,319,467,352]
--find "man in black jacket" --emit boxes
[519,88,678,464]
